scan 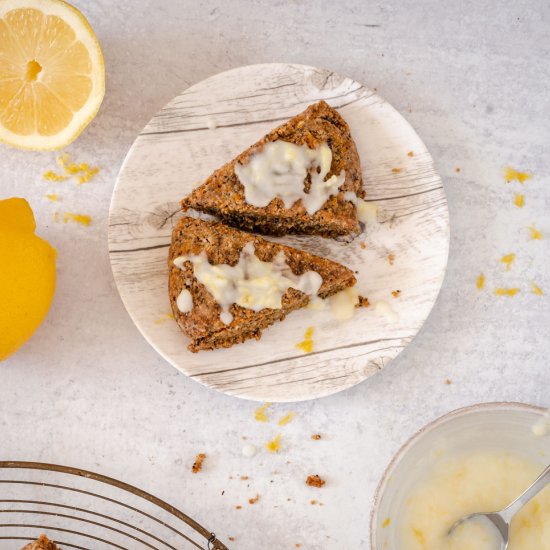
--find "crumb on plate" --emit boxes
[391,290,401,298]
[391,167,402,173]
[306,474,326,488]
[356,296,370,308]
[388,253,395,265]
[311,434,322,440]
[249,494,260,505]
[191,453,206,473]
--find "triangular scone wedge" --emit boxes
[181,100,364,237]
[169,217,357,352]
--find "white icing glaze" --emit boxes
[374,300,399,322]
[234,140,345,215]
[344,191,377,223]
[176,289,193,313]
[173,242,323,324]
[329,287,359,321]
[242,443,257,457]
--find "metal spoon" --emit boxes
[448,463,550,549]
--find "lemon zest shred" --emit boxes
[45,193,60,202]
[296,326,314,353]
[500,253,516,271]
[278,412,295,426]
[532,283,544,296]
[513,193,525,208]
[254,403,271,423]
[62,212,92,226]
[528,224,542,240]
[476,273,485,290]
[382,517,391,528]
[265,434,282,453]
[43,170,68,182]
[494,288,520,297]
[504,166,532,184]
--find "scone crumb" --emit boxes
[388,253,395,265]
[391,167,402,173]
[240,475,249,480]
[228,537,235,542]
[311,434,322,440]
[407,151,414,157]
[455,167,461,173]
[445,379,453,385]
[360,242,367,249]
[391,290,401,298]
[356,296,370,308]
[310,499,318,505]
[235,505,242,510]
[191,453,206,473]
[306,474,326,488]
[249,494,260,505]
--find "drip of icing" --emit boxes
[234,141,345,215]
[344,191,377,223]
[176,289,193,313]
[329,287,359,321]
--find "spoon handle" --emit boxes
[501,464,550,522]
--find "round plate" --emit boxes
[108,63,449,403]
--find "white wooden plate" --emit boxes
[108,63,449,403]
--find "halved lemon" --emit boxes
[0,0,105,150]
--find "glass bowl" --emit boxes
[0,461,228,549]
[370,402,549,550]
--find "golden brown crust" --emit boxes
[169,217,356,352]
[21,535,62,550]
[181,100,364,237]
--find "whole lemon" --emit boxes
[0,198,56,360]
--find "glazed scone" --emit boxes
[181,100,364,237]
[168,217,357,352]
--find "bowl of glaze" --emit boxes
[371,402,549,550]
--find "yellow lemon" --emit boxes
[0,0,105,150]
[0,197,56,360]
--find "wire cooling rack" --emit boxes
[0,462,228,550]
